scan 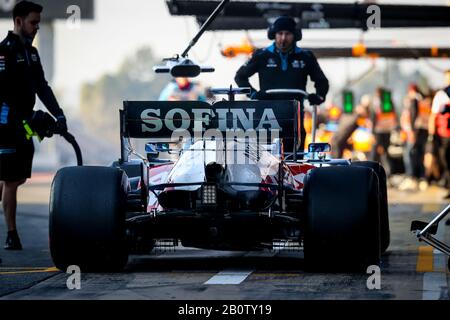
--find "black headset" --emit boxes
[267,16,302,42]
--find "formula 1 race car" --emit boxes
[49,0,389,272]
[49,88,390,272]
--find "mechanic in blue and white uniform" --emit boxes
[158,77,207,102]
[234,16,329,153]
[0,1,68,252]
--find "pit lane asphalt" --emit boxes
[0,174,449,300]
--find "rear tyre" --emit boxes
[350,161,390,253]
[49,166,129,272]
[303,166,381,272]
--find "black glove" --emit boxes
[55,115,67,133]
[308,93,325,105]
[25,110,56,140]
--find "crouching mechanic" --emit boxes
[0,1,68,251]
[234,16,329,153]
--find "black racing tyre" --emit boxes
[350,161,390,253]
[303,166,381,272]
[49,166,129,272]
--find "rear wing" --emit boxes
[120,100,302,161]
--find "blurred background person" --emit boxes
[399,83,430,191]
[429,70,450,200]
[331,94,372,159]
[424,90,442,186]
[158,77,207,101]
[370,87,399,176]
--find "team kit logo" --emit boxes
[266,58,277,67]
[292,60,305,68]
[0,55,5,72]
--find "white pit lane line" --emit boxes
[204,270,254,285]
[422,269,447,300]
[422,218,449,300]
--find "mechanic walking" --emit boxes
[0,1,68,251]
[370,87,399,176]
[234,16,329,153]
[429,70,450,202]
[399,84,430,191]
[331,94,372,159]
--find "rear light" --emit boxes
[202,184,217,205]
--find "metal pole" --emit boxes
[419,204,450,236]
[181,0,230,58]
[311,105,317,143]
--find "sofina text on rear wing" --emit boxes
[120,100,303,162]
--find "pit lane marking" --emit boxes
[422,204,445,214]
[0,267,59,275]
[421,250,448,300]
[418,223,449,299]
[422,272,448,300]
[250,273,301,277]
[204,270,253,285]
[416,246,434,272]
[416,207,448,274]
